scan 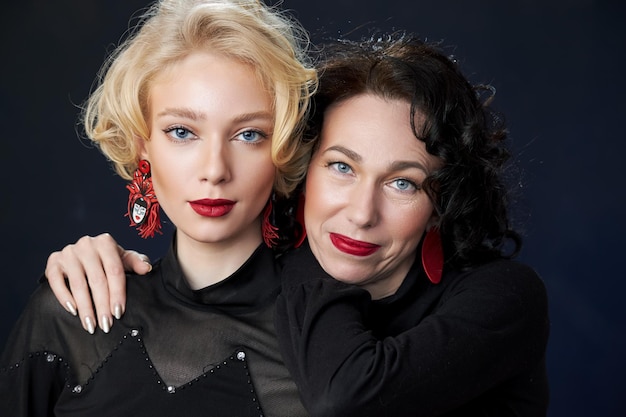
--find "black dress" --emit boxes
[275,242,550,417]
[1,241,307,417]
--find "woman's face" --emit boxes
[141,51,275,250]
[305,94,441,299]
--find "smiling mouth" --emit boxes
[189,199,235,217]
[329,233,381,256]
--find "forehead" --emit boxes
[317,94,441,173]
[147,51,273,116]
[320,94,430,157]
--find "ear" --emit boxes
[135,135,149,160]
[425,211,440,231]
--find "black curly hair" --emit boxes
[304,32,521,270]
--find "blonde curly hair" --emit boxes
[83,0,317,196]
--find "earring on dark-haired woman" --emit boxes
[421,228,443,284]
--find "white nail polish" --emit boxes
[101,316,111,334]
[66,301,77,316]
[114,304,123,320]
[85,317,95,335]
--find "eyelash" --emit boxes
[235,129,268,145]
[162,126,269,144]
[163,125,197,142]
[326,161,422,193]
[327,161,352,174]
[389,178,420,193]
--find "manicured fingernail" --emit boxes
[114,304,123,320]
[66,301,77,316]
[143,261,152,272]
[85,317,95,335]
[101,316,111,334]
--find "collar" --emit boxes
[159,238,280,313]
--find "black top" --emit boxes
[275,243,550,417]
[1,240,307,417]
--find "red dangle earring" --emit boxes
[421,228,443,284]
[262,192,307,249]
[126,160,162,239]
[294,192,306,248]
[262,194,279,248]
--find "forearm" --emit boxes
[276,262,549,417]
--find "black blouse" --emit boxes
[275,243,550,417]
[1,240,307,417]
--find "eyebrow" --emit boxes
[156,107,206,120]
[232,111,274,124]
[323,145,428,172]
[323,145,362,162]
[156,107,273,124]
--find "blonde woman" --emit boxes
[0,1,316,416]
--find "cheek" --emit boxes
[150,160,180,194]
[303,168,328,226]
[391,202,433,247]
[249,154,275,194]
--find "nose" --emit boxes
[346,182,380,228]
[199,139,231,185]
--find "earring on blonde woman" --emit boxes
[262,193,279,248]
[126,159,162,239]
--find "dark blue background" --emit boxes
[1,1,624,415]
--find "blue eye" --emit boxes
[330,162,352,174]
[390,178,418,192]
[164,126,195,142]
[236,129,266,143]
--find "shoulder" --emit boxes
[448,259,546,302]
[125,260,163,292]
[278,243,329,287]
[1,280,78,366]
[23,279,71,319]
[278,243,318,269]
[439,259,549,332]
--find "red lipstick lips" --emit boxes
[330,233,380,256]
[189,199,235,217]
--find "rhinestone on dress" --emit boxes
[167,386,175,394]
[237,351,246,361]
[46,354,56,362]
[130,329,139,337]
[72,385,82,394]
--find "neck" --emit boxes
[175,223,264,290]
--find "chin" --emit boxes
[321,262,370,286]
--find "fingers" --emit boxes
[44,233,132,334]
[99,247,149,321]
[46,252,79,317]
[120,249,152,276]
[110,249,151,319]
[45,241,99,334]
[80,234,124,334]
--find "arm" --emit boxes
[45,233,152,334]
[275,248,549,417]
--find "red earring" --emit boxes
[294,192,306,248]
[126,160,162,239]
[262,196,279,248]
[421,228,443,284]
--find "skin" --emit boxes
[305,94,440,299]
[46,94,441,329]
[47,51,276,333]
[143,51,275,290]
